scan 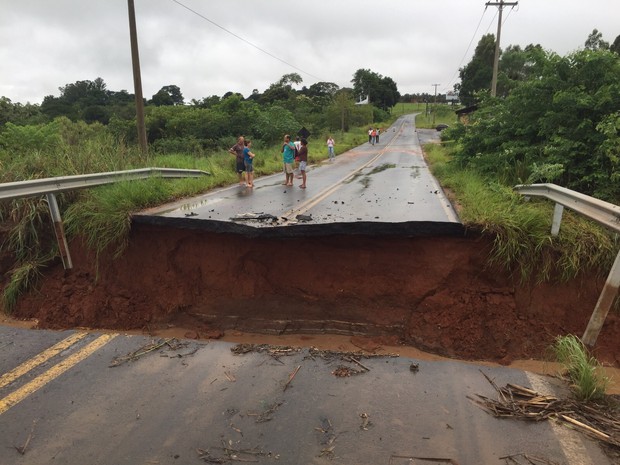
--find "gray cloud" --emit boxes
[1,0,617,104]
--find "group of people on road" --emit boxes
[229,134,338,190]
[368,127,380,145]
[228,136,256,188]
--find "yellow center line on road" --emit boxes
[0,331,88,389]
[0,333,118,416]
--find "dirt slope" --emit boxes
[12,223,620,366]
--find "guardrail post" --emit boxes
[582,249,620,347]
[46,193,73,270]
[551,203,564,236]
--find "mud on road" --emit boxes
[11,224,620,367]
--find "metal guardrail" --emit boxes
[0,168,209,201]
[0,168,210,270]
[514,183,620,234]
[514,183,620,347]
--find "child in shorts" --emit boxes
[243,140,256,187]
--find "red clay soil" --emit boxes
[12,223,620,367]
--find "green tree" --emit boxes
[0,97,44,126]
[40,78,110,122]
[351,69,400,111]
[584,29,609,51]
[609,35,620,54]
[150,85,184,106]
[456,34,496,106]
[452,47,620,202]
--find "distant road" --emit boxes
[136,114,462,237]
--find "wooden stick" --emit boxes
[560,414,610,440]
[283,365,301,391]
[348,357,370,371]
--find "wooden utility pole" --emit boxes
[127,0,148,154]
[486,0,518,97]
[431,83,440,126]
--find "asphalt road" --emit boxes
[135,115,463,237]
[1,117,614,464]
[0,326,612,465]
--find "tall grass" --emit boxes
[424,142,619,282]
[551,335,610,401]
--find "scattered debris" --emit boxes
[197,441,272,463]
[499,453,562,465]
[410,363,419,373]
[359,413,372,430]
[295,214,312,222]
[230,344,301,360]
[224,371,236,382]
[184,212,198,217]
[307,347,398,361]
[315,417,338,459]
[307,347,397,377]
[389,455,460,464]
[247,401,282,423]
[109,338,194,367]
[230,213,278,223]
[14,419,37,455]
[229,422,243,436]
[332,365,364,377]
[470,371,620,449]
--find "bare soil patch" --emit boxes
[11,223,620,368]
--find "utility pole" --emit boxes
[431,83,440,126]
[486,0,518,97]
[127,0,148,154]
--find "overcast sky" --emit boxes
[1,0,618,105]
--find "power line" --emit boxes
[171,0,323,82]
[442,8,493,93]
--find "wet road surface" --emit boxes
[0,326,612,465]
[135,115,462,237]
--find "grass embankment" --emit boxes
[423,141,619,283]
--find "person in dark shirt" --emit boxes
[298,138,308,189]
[228,136,246,185]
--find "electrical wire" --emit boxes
[170,0,323,81]
[441,7,493,93]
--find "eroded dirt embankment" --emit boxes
[13,223,620,366]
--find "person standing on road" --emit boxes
[243,139,256,188]
[371,128,377,145]
[326,136,335,162]
[281,134,296,186]
[229,136,246,185]
[368,128,373,144]
[294,136,302,178]
[376,128,380,144]
[298,138,308,188]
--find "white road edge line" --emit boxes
[524,371,596,465]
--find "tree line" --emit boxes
[0,69,400,156]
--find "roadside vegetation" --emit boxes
[551,335,609,402]
[424,142,619,283]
